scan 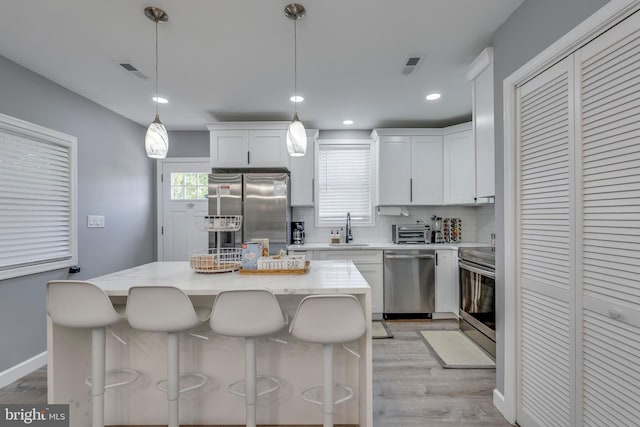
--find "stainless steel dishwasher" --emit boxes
[383,249,435,319]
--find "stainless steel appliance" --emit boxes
[208,171,291,254]
[458,246,496,357]
[392,223,430,244]
[291,221,305,245]
[383,250,435,319]
[431,215,444,243]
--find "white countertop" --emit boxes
[287,242,489,251]
[90,260,370,297]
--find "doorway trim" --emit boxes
[156,157,209,261]
[500,0,640,423]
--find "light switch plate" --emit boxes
[87,215,105,228]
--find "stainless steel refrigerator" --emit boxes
[208,171,291,254]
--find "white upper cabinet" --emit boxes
[377,135,412,204]
[373,129,443,206]
[411,135,443,204]
[443,123,475,205]
[289,129,318,206]
[207,122,289,168]
[466,48,495,199]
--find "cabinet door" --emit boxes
[435,250,458,314]
[290,136,315,206]
[378,136,411,205]
[316,250,384,315]
[287,250,314,260]
[577,13,640,425]
[210,130,248,167]
[516,56,575,427]
[474,64,495,198]
[443,130,475,204]
[411,136,443,205]
[248,130,287,167]
[355,263,384,317]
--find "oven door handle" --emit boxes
[459,260,495,279]
[385,254,434,259]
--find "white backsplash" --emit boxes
[292,205,495,244]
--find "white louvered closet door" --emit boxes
[516,56,577,427]
[576,10,640,426]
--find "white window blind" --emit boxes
[317,141,373,225]
[0,114,77,280]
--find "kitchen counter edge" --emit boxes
[287,242,490,251]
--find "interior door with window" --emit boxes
[160,160,209,261]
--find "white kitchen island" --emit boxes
[47,260,372,427]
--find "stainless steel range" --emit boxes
[458,246,495,357]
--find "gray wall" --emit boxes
[0,55,156,372]
[167,131,209,158]
[491,0,609,394]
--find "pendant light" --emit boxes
[285,4,307,157]
[144,7,169,159]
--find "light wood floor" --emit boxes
[0,320,511,426]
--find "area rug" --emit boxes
[372,320,393,339]
[420,330,495,368]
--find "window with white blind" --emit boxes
[316,140,374,226]
[0,114,77,280]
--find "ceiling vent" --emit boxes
[118,62,148,80]
[401,55,423,76]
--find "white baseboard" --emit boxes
[432,312,459,320]
[0,351,47,389]
[493,388,508,421]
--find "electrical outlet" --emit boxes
[87,215,105,228]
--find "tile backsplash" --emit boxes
[292,205,495,244]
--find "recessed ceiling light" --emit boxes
[426,93,441,101]
[153,96,168,104]
[343,120,354,125]
[290,95,304,103]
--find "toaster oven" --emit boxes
[392,224,430,244]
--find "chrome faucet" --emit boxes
[346,212,353,243]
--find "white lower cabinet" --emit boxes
[435,249,459,317]
[311,250,384,318]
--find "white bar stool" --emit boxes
[126,286,210,427]
[46,280,140,427]
[209,289,286,427]
[289,294,367,427]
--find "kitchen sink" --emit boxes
[328,243,370,248]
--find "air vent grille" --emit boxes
[402,55,423,76]
[118,62,148,80]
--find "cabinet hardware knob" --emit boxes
[608,309,622,319]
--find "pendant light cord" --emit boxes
[155,18,159,117]
[293,18,298,116]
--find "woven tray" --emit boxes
[239,261,310,275]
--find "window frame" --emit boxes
[314,138,376,227]
[0,113,77,280]
[169,172,209,200]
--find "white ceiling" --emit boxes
[0,0,524,131]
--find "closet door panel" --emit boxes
[516,56,576,427]
[578,10,640,426]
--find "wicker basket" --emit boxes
[195,215,243,232]
[189,248,242,273]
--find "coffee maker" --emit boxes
[431,215,444,243]
[291,221,306,245]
